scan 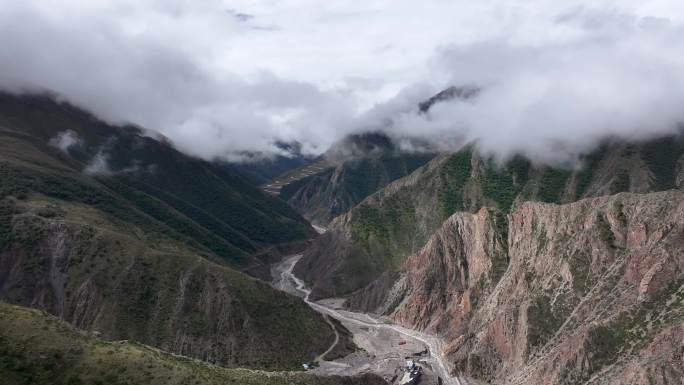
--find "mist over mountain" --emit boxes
[2,2,684,385]
[2,1,684,165]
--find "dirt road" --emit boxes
[273,254,462,385]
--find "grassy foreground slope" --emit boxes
[0,302,385,385]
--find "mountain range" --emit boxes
[1,88,683,385]
[0,93,358,374]
[293,132,684,384]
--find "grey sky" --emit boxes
[1,1,683,162]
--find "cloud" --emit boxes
[0,1,356,159]
[83,151,112,176]
[80,135,147,176]
[2,1,684,164]
[49,130,82,153]
[367,7,684,164]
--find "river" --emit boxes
[272,254,463,385]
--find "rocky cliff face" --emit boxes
[391,191,683,384]
[391,207,508,333]
[298,137,684,301]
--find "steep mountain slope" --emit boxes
[296,137,684,300]
[0,302,386,385]
[0,92,315,276]
[262,158,333,196]
[265,86,478,226]
[222,141,314,186]
[0,196,335,369]
[280,152,434,226]
[277,133,435,226]
[0,92,337,369]
[418,85,479,112]
[391,191,683,385]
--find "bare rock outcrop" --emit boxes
[390,191,684,384]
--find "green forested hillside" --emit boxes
[280,152,434,226]
[0,92,338,369]
[0,92,314,272]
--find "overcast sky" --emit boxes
[1,0,684,162]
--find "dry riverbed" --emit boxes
[272,255,450,385]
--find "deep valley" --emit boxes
[1,62,683,385]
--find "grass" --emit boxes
[280,153,433,225]
[480,156,531,212]
[350,195,417,267]
[0,302,383,385]
[567,251,592,295]
[439,149,472,216]
[596,213,617,249]
[1,196,337,370]
[0,92,314,268]
[611,171,630,194]
[640,136,684,190]
[0,198,14,247]
[574,145,607,198]
[526,294,564,352]
[580,278,683,379]
[0,162,244,264]
[537,168,572,203]
[345,154,434,203]
[488,209,509,284]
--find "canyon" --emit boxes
[3,3,684,384]
[289,137,684,384]
[1,91,683,385]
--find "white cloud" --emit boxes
[83,151,112,176]
[380,7,684,163]
[1,1,684,162]
[49,130,82,153]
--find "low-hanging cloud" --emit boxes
[49,130,82,153]
[2,2,684,165]
[0,1,356,161]
[83,151,113,176]
[369,7,684,164]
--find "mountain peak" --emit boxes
[418,85,479,112]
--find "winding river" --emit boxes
[273,254,462,385]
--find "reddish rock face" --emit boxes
[393,208,506,333]
[391,191,684,385]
